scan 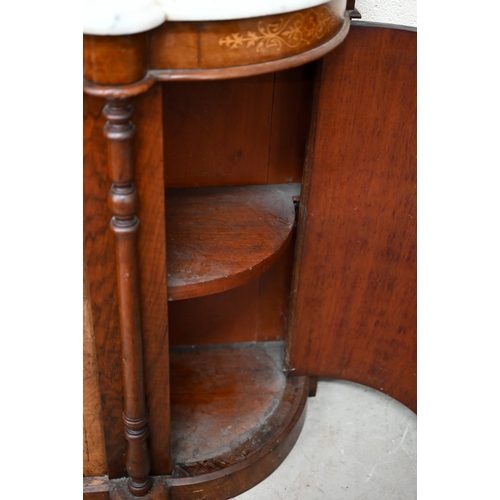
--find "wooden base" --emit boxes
[86,342,308,500]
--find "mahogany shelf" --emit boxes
[166,341,308,499]
[106,342,308,499]
[165,183,300,301]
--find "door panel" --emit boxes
[287,25,417,412]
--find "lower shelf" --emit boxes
[167,341,308,499]
[107,341,308,500]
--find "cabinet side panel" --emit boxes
[84,87,172,478]
[83,94,127,477]
[132,85,172,475]
[287,26,417,412]
[83,257,108,477]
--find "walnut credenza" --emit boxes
[83,5,416,498]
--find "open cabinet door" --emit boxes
[287,24,417,412]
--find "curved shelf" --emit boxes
[109,342,309,500]
[165,184,300,301]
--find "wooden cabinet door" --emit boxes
[287,25,417,412]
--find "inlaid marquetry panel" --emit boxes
[149,2,346,71]
[218,7,337,51]
[83,0,351,96]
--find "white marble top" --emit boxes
[84,0,331,36]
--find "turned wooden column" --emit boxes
[103,99,152,496]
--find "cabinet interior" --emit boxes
[162,64,316,348]
[159,66,316,476]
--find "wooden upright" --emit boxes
[103,100,152,495]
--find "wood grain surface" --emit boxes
[84,85,172,478]
[84,93,126,478]
[268,64,316,184]
[84,476,111,500]
[150,2,345,71]
[84,33,148,85]
[132,86,172,476]
[167,342,308,499]
[92,344,309,500]
[162,67,314,188]
[103,98,153,496]
[287,25,417,412]
[159,66,313,343]
[162,75,275,188]
[84,67,313,475]
[84,258,108,477]
[165,184,299,300]
[167,236,296,346]
[169,342,286,465]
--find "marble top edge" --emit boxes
[84,0,333,36]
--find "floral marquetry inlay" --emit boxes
[219,7,336,53]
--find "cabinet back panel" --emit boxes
[162,65,315,188]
